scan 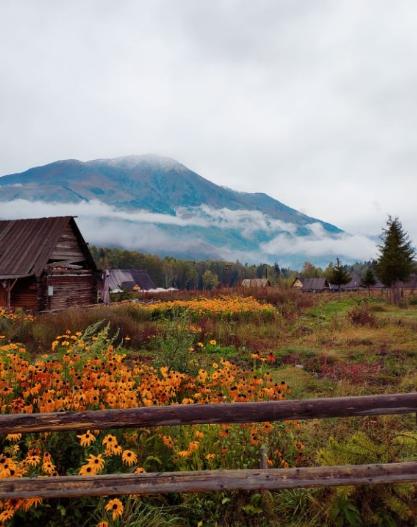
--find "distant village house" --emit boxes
[241,278,271,288]
[0,216,98,311]
[292,277,329,292]
[106,269,155,294]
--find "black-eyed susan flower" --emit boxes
[77,430,96,447]
[105,498,124,520]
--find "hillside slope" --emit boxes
[0,155,344,264]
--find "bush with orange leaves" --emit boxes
[0,326,301,526]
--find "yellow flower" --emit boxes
[0,509,14,522]
[42,460,56,475]
[79,464,95,476]
[77,430,96,447]
[134,466,145,474]
[87,454,105,472]
[21,496,43,511]
[209,339,217,346]
[188,441,199,453]
[121,450,137,466]
[162,435,174,449]
[6,433,22,442]
[25,453,41,467]
[205,453,216,461]
[105,498,124,520]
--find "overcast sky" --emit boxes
[1,0,416,240]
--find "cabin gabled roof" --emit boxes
[297,277,329,291]
[108,269,155,291]
[0,216,96,279]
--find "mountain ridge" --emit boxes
[0,154,341,233]
[0,155,346,265]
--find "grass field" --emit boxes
[0,289,417,526]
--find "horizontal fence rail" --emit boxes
[1,392,417,499]
[0,392,416,434]
[1,463,417,499]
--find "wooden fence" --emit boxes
[1,392,417,499]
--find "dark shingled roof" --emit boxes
[0,216,95,279]
[300,277,329,291]
[108,269,155,291]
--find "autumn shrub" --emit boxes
[347,304,377,327]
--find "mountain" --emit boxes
[0,155,345,265]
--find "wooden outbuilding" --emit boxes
[0,216,98,311]
[107,269,155,293]
[292,277,329,292]
[241,278,271,288]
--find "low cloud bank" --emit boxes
[0,199,377,264]
[261,223,377,261]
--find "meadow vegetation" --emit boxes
[0,289,417,525]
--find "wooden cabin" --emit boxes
[241,278,271,288]
[107,269,155,293]
[0,216,98,311]
[292,277,329,292]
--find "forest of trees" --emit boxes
[90,246,293,290]
[91,218,416,293]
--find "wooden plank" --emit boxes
[1,462,417,499]
[0,393,416,434]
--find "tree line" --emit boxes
[91,217,416,297]
[299,217,416,299]
[90,246,293,290]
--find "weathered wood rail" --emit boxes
[2,463,417,499]
[1,392,417,498]
[0,392,416,434]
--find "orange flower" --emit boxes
[79,464,95,476]
[21,497,42,511]
[6,433,21,442]
[87,454,105,472]
[105,498,124,520]
[77,430,96,447]
[121,450,137,466]
[0,509,14,522]
[162,435,174,449]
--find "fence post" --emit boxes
[259,444,275,519]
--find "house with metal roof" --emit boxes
[292,277,330,292]
[0,217,98,311]
[107,269,155,294]
[241,278,271,288]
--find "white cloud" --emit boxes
[261,228,377,261]
[0,199,297,237]
[0,198,378,264]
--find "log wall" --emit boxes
[43,271,97,311]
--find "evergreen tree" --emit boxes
[327,258,351,291]
[376,217,415,288]
[361,268,377,295]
